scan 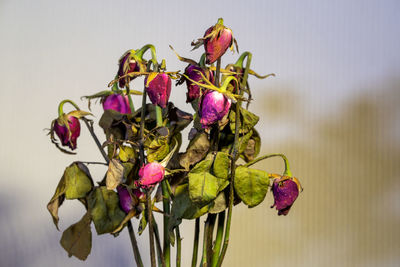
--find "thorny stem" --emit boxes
[176,227,182,267]
[127,221,144,267]
[216,51,252,267]
[153,221,166,267]
[206,214,217,265]
[243,153,292,177]
[211,211,225,267]
[191,218,200,267]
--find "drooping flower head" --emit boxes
[137,162,165,189]
[145,72,172,108]
[203,18,235,64]
[53,114,81,150]
[184,64,214,103]
[117,185,144,214]
[199,90,231,128]
[118,49,140,88]
[271,176,302,216]
[102,93,131,114]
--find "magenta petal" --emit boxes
[204,27,233,64]
[199,90,231,128]
[271,178,299,216]
[117,186,134,213]
[185,65,214,103]
[102,94,131,114]
[54,115,81,150]
[138,162,165,188]
[145,73,172,108]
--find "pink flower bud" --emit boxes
[117,186,144,213]
[204,25,233,64]
[184,65,214,103]
[137,162,165,188]
[102,94,131,114]
[271,177,301,216]
[144,73,172,108]
[53,115,81,150]
[199,90,231,128]
[118,50,140,88]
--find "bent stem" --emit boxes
[243,153,292,177]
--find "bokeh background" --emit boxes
[1,0,399,266]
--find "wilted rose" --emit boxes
[53,114,81,150]
[137,162,165,188]
[271,176,302,216]
[199,90,231,128]
[145,72,172,108]
[102,93,131,114]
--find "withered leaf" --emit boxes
[60,212,92,261]
[47,162,93,230]
[179,132,210,170]
[106,159,125,190]
[88,187,126,235]
[234,166,270,208]
[229,105,259,134]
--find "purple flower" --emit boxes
[144,73,172,108]
[199,90,231,128]
[117,186,144,213]
[118,50,140,88]
[271,176,302,216]
[137,162,165,189]
[102,94,131,114]
[204,23,233,64]
[53,114,81,150]
[184,65,214,103]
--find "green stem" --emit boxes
[216,51,252,267]
[135,44,158,70]
[206,214,216,265]
[201,219,210,267]
[243,153,292,176]
[211,211,225,267]
[176,227,182,267]
[127,220,144,267]
[153,221,166,267]
[156,106,163,127]
[191,218,200,267]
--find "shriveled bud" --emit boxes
[199,90,231,128]
[102,94,131,114]
[53,114,81,150]
[144,73,172,108]
[117,186,144,213]
[203,19,233,64]
[118,50,140,88]
[137,162,165,188]
[271,176,302,216]
[184,65,214,102]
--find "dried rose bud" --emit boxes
[271,176,302,216]
[117,186,144,213]
[204,19,233,64]
[199,90,231,128]
[102,93,131,114]
[118,50,140,88]
[137,162,165,188]
[53,114,81,150]
[144,72,171,108]
[185,65,214,102]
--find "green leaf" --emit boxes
[118,145,135,162]
[188,155,228,206]
[179,132,210,170]
[213,152,230,180]
[169,184,209,244]
[234,166,270,208]
[229,106,259,134]
[138,210,147,235]
[88,187,126,235]
[209,191,227,214]
[145,135,170,163]
[60,212,92,261]
[106,159,125,190]
[47,162,93,230]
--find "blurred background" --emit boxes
[1,0,399,266]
